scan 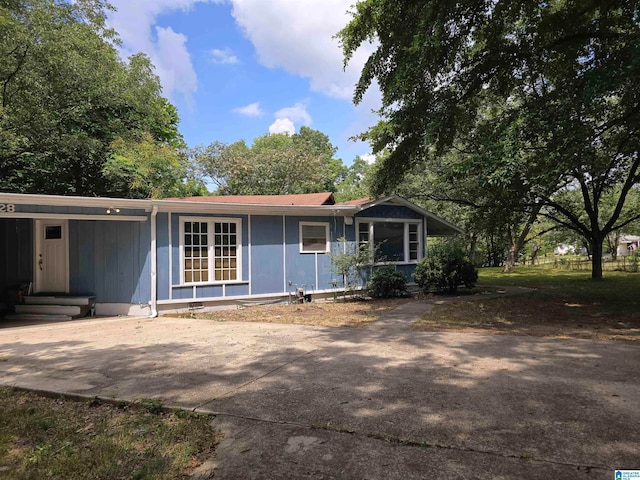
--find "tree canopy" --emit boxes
[0,0,191,197]
[193,127,346,195]
[339,0,640,278]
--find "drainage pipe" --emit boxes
[149,204,159,318]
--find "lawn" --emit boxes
[0,388,220,479]
[412,267,640,341]
[182,297,407,327]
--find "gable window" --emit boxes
[300,222,330,253]
[357,220,422,264]
[181,217,242,284]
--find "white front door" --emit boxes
[35,219,69,293]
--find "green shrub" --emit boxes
[413,244,478,293]
[366,266,409,298]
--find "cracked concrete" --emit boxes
[1,301,639,479]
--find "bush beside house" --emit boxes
[366,266,409,298]
[414,244,478,293]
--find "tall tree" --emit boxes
[0,0,186,197]
[339,0,640,279]
[334,155,375,202]
[193,128,345,195]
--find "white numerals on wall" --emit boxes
[0,204,16,213]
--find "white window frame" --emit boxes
[356,218,423,264]
[179,216,243,285]
[299,221,330,254]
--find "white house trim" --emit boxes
[178,215,243,286]
[356,217,423,265]
[299,221,330,254]
[0,212,147,222]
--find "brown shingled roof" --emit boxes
[166,192,336,206]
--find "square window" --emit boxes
[300,223,329,253]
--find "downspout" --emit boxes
[149,204,158,318]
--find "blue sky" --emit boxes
[107,0,380,166]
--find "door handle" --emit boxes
[39,258,43,271]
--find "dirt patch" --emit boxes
[412,292,640,341]
[177,297,408,327]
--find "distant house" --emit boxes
[0,192,461,319]
[617,234,640,257]
[554,243,576,256]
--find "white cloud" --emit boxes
[230,0,377,100]
[210,47,240,64]
[233,102,263,117]
[274,102,311,126]
[153,26,197,103]
[360,153,376,165]
[107,0,222,102]
[269,118,296,135]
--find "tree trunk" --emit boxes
[468,233,478,266]
[503,244,517,272]
[591,239,604,280]
[530,243,539,266]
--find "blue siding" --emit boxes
[171,214,181,288]
[0,219,32,296]
[283,216,345,292]
[156,213,170,301]
[197,285,223,298]
[251,215,284,295]
[172,286,193,300]
[357,204,423,220]
[226,283,249,297]
[285,217,316,291]
[68,220,150,304]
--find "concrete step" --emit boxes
[4,313,73,322]
[24,296,95,306]
[15,304,82,316]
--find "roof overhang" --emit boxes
[0,193,462,232]
[355,195,463,236]
[0,192,360,217]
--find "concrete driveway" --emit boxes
[1,305,639,479]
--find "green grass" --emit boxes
[478,266,640,316]
[412,266,640,340]
[0,388,221,479]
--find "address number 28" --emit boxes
[0,204,16,213]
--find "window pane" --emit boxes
[207,221,240,282]
[301,224,328,252]
[184,221,210,284]
[45,226,62,240]
[374,222,404,262]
